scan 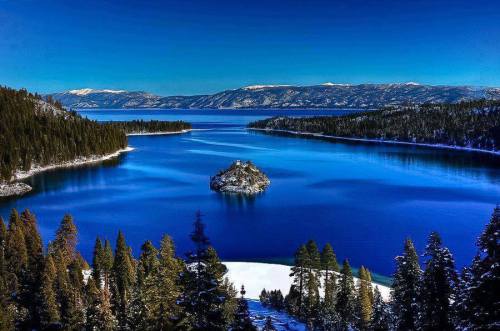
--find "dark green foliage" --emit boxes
[109,119,191,134]
[457,207,500,329]
[321,243,339,308]
[91,237,103,288]
[289,244,309,318]
[0,86,127,181]
[370,286,390,331]
[232,286,257,331]
[259,289,285,311]
[0,207,498,330]
[249,99,500,151]
[419,232,457,330]
[111,230,135,329]
[336,259,356,330]
[391,238,421,330]
[356,266,374,330]
[179,212,236,330]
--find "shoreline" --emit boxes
[249,128,500,156]
[0,146,135,198]
[126,129,191,136]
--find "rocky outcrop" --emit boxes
[0,182,32,197]
[210,160,270,194]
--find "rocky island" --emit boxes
[210,160,270,194]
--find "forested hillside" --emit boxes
[249,100,500,152]
[0,86,127,181]
[110,120,191,134]
[0,208,498,330]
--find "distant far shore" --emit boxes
[249,128,500,156]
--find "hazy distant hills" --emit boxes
[49,83,500,109]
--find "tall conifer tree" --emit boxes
[459,207,500,329]
[321,243,339,307]
[391,238,421,331]
[419,232,457,330]
[336,259,356,330]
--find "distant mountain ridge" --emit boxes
[49,83,500,109]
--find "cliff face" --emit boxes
[210,160,270,194]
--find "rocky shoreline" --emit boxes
[0,182,32,197]
[210,160,270,194]
[0,147,134,198]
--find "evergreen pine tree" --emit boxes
[111,230,135,330]
[356,266,374,330]
[391,238,421,331]
[50,214,78,267]
[304,240,321,328]
[370,286,390,331]
[20,209,44,329]
[39,255,60,329]
[262,316,277,331]
[335,259,356,330]
[0,217,14,331]
[102,240,114,291]
[232,285,256,331]
[419,232,457,331]
[460,207,500,329]
[5,209,29,327]
[146,235,183,328]
[136,240,159,288]
[321,243,339,308]
[179,212,233,330]
[92,237,104,288]
[289,244,309,318]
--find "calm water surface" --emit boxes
[1,109,499,277]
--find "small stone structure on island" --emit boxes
[210,160,270,194]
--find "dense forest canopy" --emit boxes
[0,207,498,330]
[0,86,127,181]
[109,120,191,134]
[0,86,191,182]
[249,100,500,152]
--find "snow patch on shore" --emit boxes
[13,147,135,181]
[224,262,391,301]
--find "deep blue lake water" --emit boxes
[1,109,499,278]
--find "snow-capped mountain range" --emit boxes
[49,83,500,109]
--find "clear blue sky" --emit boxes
[1,0,499,95]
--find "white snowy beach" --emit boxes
[249,128,500,156]
[224,262,391,330]
[224,261,391,301]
